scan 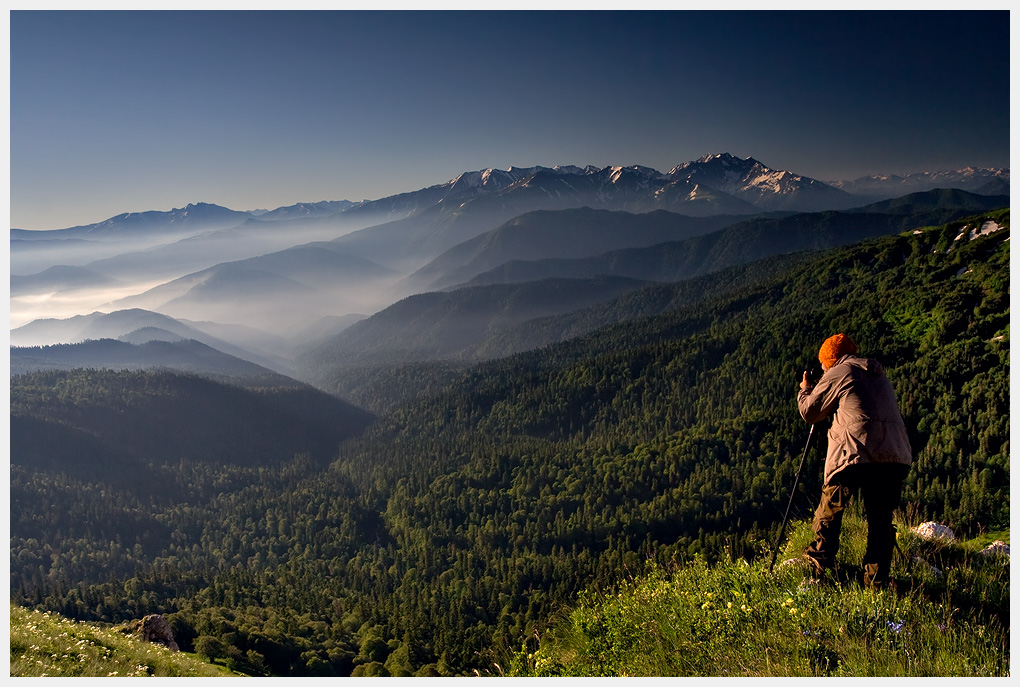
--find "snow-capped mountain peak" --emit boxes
[663,153,855,211]
[694,152,753,166]
[446,165,590,195]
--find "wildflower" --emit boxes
[886,620,904,633]
[727,602,733,609]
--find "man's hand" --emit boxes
[800,371,812,391]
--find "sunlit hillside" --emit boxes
[9,604,235,677]
[507,517,1010,677]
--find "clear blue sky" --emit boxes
[9,9,1011,230]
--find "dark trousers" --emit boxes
[804,462,910,588]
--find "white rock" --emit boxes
[911,522,956,541]
[979,540,1010,556]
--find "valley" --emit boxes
[8,154,1010,676]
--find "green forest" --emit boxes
[9,209,1009,676]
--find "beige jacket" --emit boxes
[798,354,913,484]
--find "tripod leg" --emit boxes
[769,424,815,572]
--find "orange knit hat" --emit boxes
[818,333,858,368]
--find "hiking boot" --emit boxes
[801,552,829,579]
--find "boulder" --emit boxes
[131,614,180,651]
[911,522,956,541]
[979,540,1010,557]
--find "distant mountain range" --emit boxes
[828,166,1009,199]
[325,154,862,268]
[10,202,251,241]
[11,155,1009,242]
[10,152,1010,382]
[11,154,1007,275]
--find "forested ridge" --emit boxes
[10,338,294,380]
[9,209,1009,676]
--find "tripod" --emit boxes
[769,424,816,572]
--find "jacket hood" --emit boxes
[841,354,885,377]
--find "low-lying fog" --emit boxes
[9,211,427,358]
[10,281,169,330]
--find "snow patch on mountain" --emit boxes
[954,220,1004,244]
[686,184,708,201]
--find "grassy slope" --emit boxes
[506,515,1009,677]
[11,517,1008,678]
[9,604,236,677]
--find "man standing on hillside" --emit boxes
[797,333,913,589]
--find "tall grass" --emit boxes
[9,604,231,677]
[506,517,1009,677]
